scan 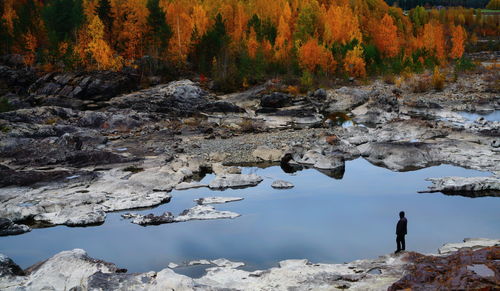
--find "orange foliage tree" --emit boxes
[344,44,366,77]
[298,38,336,74]
[323,5,362,46]
[422,20,445,62]
[372,14,399,58]
[161,0,194,63]
[450,25,466,59]
[113,0,150,61]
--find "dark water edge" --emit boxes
[1,158,498,278]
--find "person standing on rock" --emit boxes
[395,211,407,254]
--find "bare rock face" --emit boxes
[27,71,139,109]
[121,212,175,226]
[0,218,31,236]
[419,176,500,197]
[209,174,263,189]
[388,247,500,291]
[0,254,25,277]
[438,238,500,254]
[194,197,244,205]
[33,205,106,226]
[252,146,283,162]
[358,142,438,171]
[174,205,241,222]
[271,180,294,189]
[0,249,124,291]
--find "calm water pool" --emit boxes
[1,159,499,277]
[458,110,500,122]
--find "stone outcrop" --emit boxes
[419,176,500,197]
[252,145,283,161]
[27,71,139,109]
[0,218,31,236]
[194,197,244,205]
[389,247,500,290]
[438,238,500,254]
[122,212,175,226]
[209,174,263,189]
[174,205,241,222]
[271,180,294,189]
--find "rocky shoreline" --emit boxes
[0,63,499,289]
[0,238,498,290]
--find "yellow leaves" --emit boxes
[85,15,123,71]
[192,4,209,38]
[422,21,445,62]
[450,25,466,59]
[323,5,362,46]
[343,44,366,78]
[372,14,399,58]
[298,38,336,74]
[163,1,194,63]
[116,0,150,60]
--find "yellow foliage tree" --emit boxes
[86,14,123,70]
[323,5,362,46]
[162,1,194,63]
[343,44,366,77]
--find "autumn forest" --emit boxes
[1,0,499,90]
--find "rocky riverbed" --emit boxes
[0,62,499,288]
[0,238,498,290]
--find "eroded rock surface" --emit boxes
[194,197,244,205]
[0,218,31,236]
[209,174,263,189]
[389,247,500,290]
[271,180,294,189]
[1,238,498,290]
[175,205,241,222]
[420,176,500,197]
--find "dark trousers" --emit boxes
[396,234,406,252]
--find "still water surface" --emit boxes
[1,159,499,276]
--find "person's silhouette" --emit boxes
[395,211,407,254]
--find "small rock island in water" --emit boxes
[0,0,499,289]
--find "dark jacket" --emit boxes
[396,217,407,235]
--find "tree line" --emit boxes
[1,0,498,90]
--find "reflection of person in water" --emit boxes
[395,211,407,254]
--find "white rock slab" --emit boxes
[174,205,241,222]
[271,180,294,189]
[209,174,263,189]
[438,238,500,254]
[194,197,244,205]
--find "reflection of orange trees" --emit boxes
[299,39,336,74]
